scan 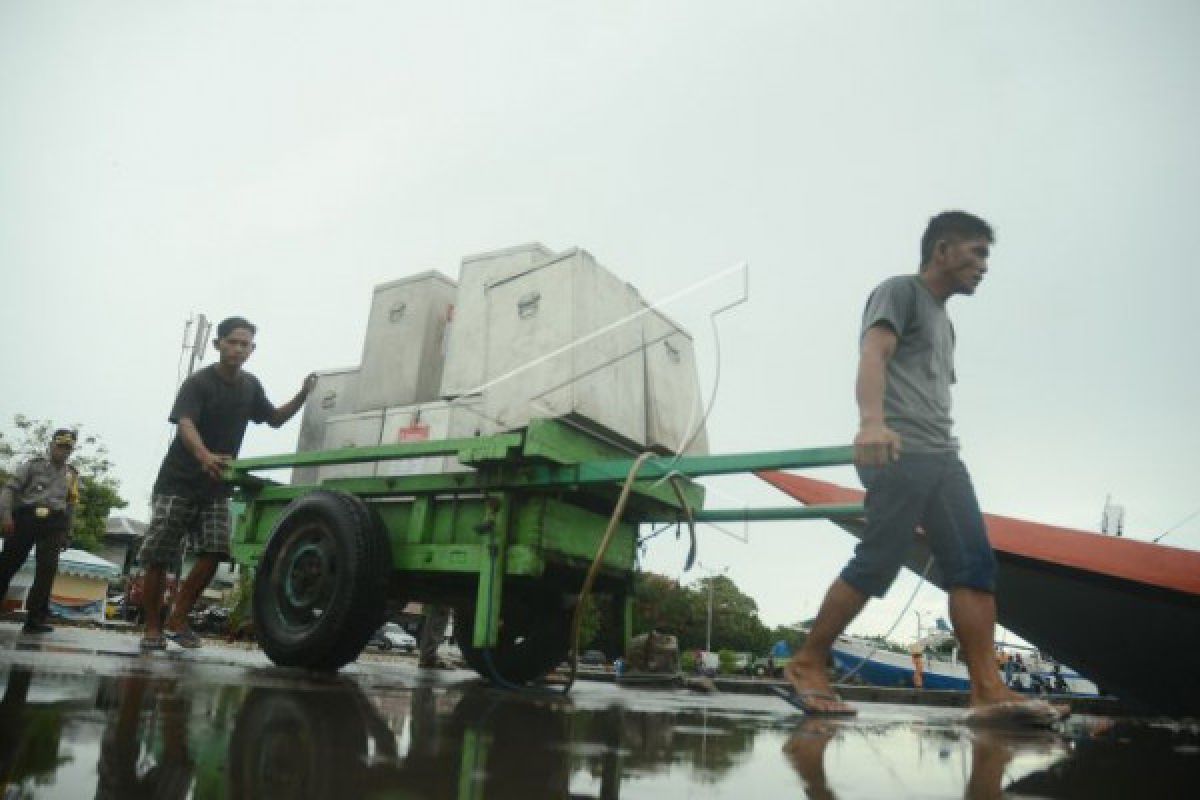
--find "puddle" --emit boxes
[1,661,1197,798]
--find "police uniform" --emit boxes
[0,430,80,632]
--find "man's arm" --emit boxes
[178,417,229,481]
[854,325,902,467]
[267,373,317,428]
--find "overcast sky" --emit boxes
[3,1,1197,637]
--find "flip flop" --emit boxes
[164,628,203,649]
[771,685,858,716]
[965,699,1070,729]
[139,635,167,652]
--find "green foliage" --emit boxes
[680,650,696,674]
[717,648,737,674]
[632,572,695,636]
[0,414,127,553]
[70,477,124,552]
[228,568,253,635]
[576,594,603,650]
[769,624,809,653]
[631,571,775,653]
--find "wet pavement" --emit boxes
[1,623,1197,798]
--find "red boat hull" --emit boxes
[759,472,1200,716]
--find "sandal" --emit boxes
[770,686,858,716]
[164,628,203,649]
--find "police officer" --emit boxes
[0,428,80,634]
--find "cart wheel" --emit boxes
[253,489,391,670]
[229,684,377,800]
[454,588,571,685]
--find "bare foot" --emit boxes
[969,685,1069,720]
[784,655,856,715]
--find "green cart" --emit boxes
[227,418,860,684]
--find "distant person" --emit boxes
[0,429,80,633]
[782,212,1068,725]
[1000,650,1014,685]
[138,316,316,651]
[910,650,926,689]
[1051,664,1068,693]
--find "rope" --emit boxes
[562,451,655,693]
[833,556,934,684]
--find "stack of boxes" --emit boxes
[293,243,708,484]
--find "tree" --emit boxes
[769,624,809,654]
[0,414,127,553]
[628,571,774,654]
[688,574,772,654]
[632,572,696,637]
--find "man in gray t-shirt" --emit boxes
[780,211,1069,725]
[861,274,958,454]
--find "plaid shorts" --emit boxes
[138,494,231,566]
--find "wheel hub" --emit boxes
[284,542,329,609]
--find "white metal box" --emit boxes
[480,248,648,448]
[316,410,384,482]
[377,399,486,477]
[292,366,360,484]
[641,306,709,455]
[356,271,457,412]
[440,243,556,399]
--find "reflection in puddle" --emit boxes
[783,717,1068,800]
[1,663,1197,798]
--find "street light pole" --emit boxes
[706,578,714,654]
[701,564,728,655]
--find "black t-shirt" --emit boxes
[153,365,274,498]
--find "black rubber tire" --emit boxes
[454,587,572,685]
[229,685,370,800]
[252,489,391,670]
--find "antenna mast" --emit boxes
[185,313,211,379]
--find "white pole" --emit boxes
[706,578,714,654]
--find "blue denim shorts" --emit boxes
[840,453,996,597]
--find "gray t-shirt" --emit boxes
[860,275,958,453]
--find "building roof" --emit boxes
[61,549,121,580]
[105,515,147,538]
[15,548,121,581]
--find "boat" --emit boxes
[759,472,1200,716]
[830,631,1098,695]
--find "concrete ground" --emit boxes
[0,622,1194,798]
